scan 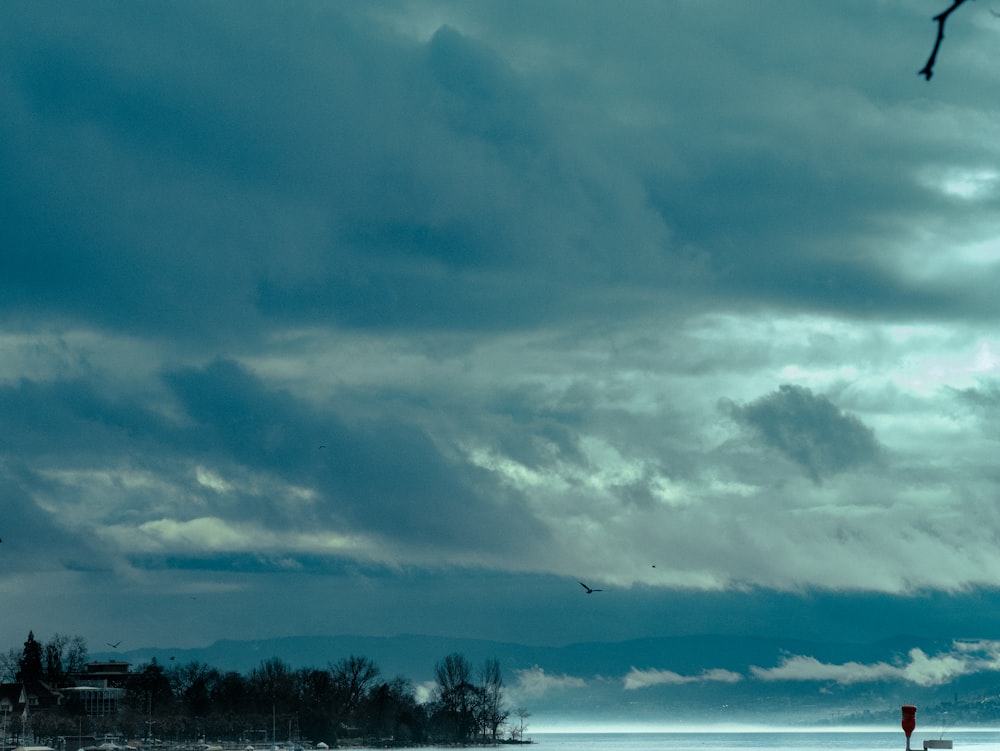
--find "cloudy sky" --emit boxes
[3,0,1000,659]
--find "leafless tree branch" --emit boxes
[919,0,973,80]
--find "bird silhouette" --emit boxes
[106,641,121,648]
[579,581,602,594]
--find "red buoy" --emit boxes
[901,705,917,750]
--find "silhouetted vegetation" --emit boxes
[0,633,529,748]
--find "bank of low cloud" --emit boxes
[624,666,743,690]
[510,666,588,701]
[751,640,1000,687]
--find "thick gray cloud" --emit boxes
[3,0,1000,655]
[726,384,881,482]
[161,358,547,552]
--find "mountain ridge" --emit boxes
[86,631,984,726]
[90,631,955,681]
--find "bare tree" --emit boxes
[920,0,973,80]
[43,634,68,684]
[248,657,296,720]
[362,676,423,743]
[329,655,380,721]
[295,667,336,742]
[433,652,476,742]
[0,647,21,683]
[513,708,531,742]
[64,635,89,675]
[38,633,89,686]
[167,661,220,716]
[477,658,509,741]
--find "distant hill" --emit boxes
[89,633,994,728]
[94,633,548,681]
[91,632,946,679]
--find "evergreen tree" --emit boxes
[16,630,44,683]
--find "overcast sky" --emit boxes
[3,0,1000,663]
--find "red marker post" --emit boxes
[901,705,917,751]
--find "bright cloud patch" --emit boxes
[624,667,743,690]
[751,642,997,687]
[195,466,233,493]
[921,167,1000,200]
[413,681,437,705]
[136,517,252,550]
[512,666,587,698]
[902,648,970,686]
[751,655,901,685]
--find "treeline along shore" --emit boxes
[1,632,532,748]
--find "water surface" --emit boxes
[529,731,1000,751]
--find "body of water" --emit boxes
[529,731,1000,751]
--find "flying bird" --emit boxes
[106,641,121,648]
[579,581,602,594]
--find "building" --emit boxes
[72,664,130,690]
[62,662,131,718]
[0,661,132,729]
[0,681,63,747]
[0,682,64,717]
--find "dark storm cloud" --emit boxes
[1,0,997,349]
[0,470,110,573]
[726,384,880,482]
[954,381,1000,411]
[479,383,588,471]
[951,380,1000,447]
[3,0,1000,654]
[0,375,167,459]
[0,2,677,341]
[125,552,362,575]
[162,359,546,552]
[0,357,546,567]
[426,25,544,159]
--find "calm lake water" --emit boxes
[527,731,1000,751]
